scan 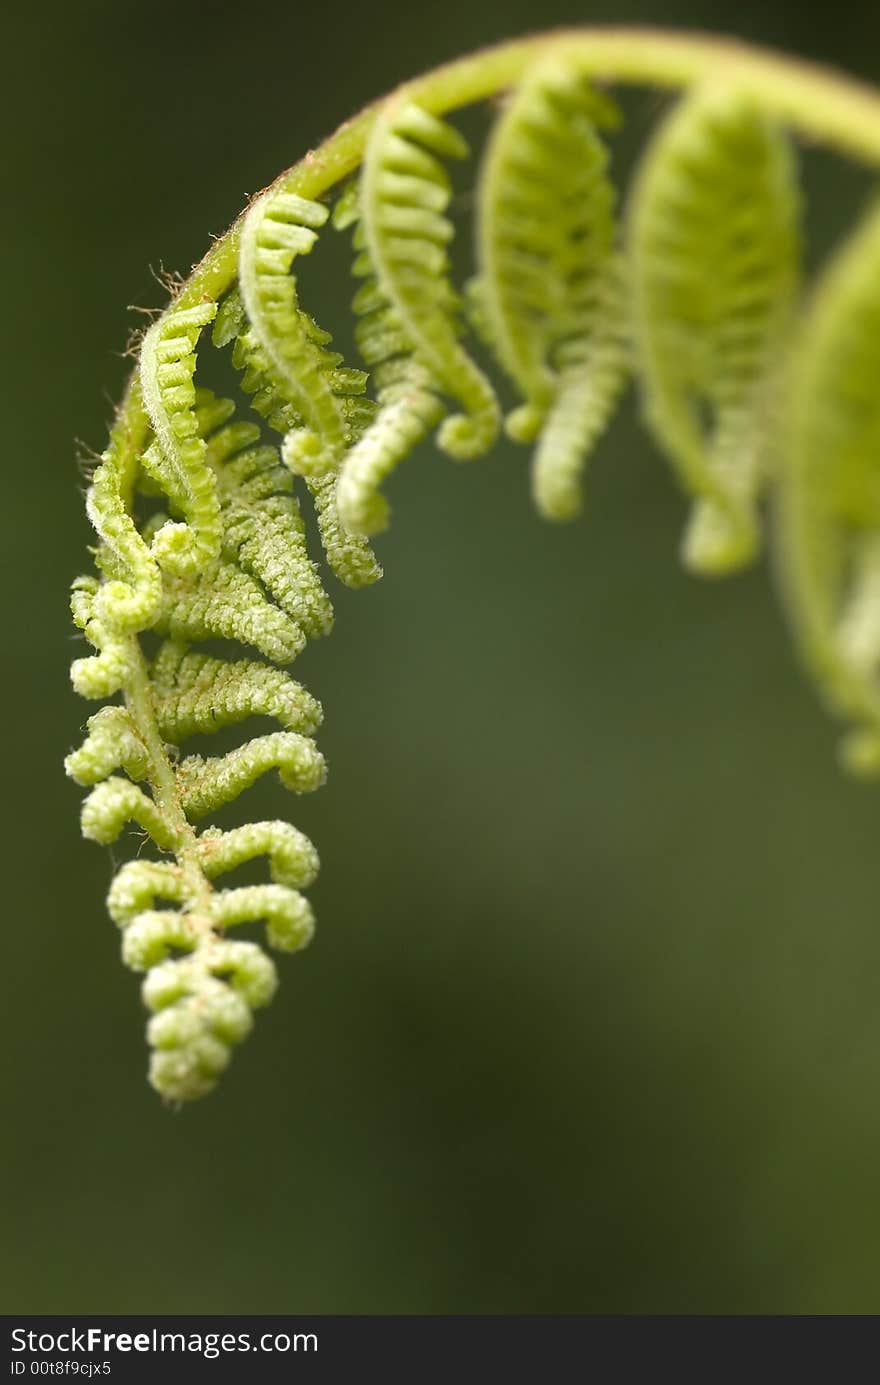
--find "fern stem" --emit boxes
[107,30,880,483]
[122,637,213,922]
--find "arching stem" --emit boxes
[103,27,880,850]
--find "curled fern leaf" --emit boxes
[151,642,322,742]
[79,778,177,852]
[139,302,222,576]
[72,406,164,697]
[176,731,325,818]
[69,387,333,1104]
[333,183,447,536]
[107,861,186,927]
[360,100,500,460]
[238,193,373,475]
[147,388,337,662]
[86,457,162,633]
[629,84,800,575]
[529,261,629,522]
[214,287,382,588]
[69,577,138,699]
[777,199,880,773]
[141,943,278,1102]
[201,392,334,639]
[197,821,320,890]
[158,554,306,664]
[69,31,880,1103]
[64,707,149,785]
[476,60,628,520]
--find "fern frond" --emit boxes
[239,193,372,473]
[80,778,176,851]
[120,912,200,972]
[141,943,277,1102]
[777,199,880,771]
[139,302,223,576]
[210,885,315,954]
[197,821,319,889]
[176,731,325,818]
[69,577,137,698]
[333,183,447,536]
[86,457,162,632]
[305,471,384,587]
[69,31,880,1103]
[151,642,322,741]
[214,286,383,588]
[216,285,376,473]
[629,84,800,575]
[107,861,186,927]
[69,340,339,1105]
[530,260,630,521]
[475,61,628,520]
[72,409,165,694]
[199,393,335,639]
[64,706,150,785]
[144,937,277,1002]
[360,100,500,460]
[157,558,306,664]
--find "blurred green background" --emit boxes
[5,0,880,1315]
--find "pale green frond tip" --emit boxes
[176,732,326,818]
[139,302,223,577]
[107,861,185,928]
[680,498,760,578]
[528,263,630,525]
[361,96,501,462]
[211,884,316,953]
[65,707,150,786]
[629,82,800,575]
[67,29,880,1101]
[477,57,624,518]
[777,198,880,758]
[839,730,880,780]
[333,175,448,536]
[197,821,320,889]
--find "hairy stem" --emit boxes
[123,638,213,924]
[109,30,880,480]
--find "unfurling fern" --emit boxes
[68,29,880,1102]
[360,100,500,463]
[629,85,800,576]
[69,388,328,1101]
[777,199,880,775]
[474,59,627,521]
[332,184,447,536]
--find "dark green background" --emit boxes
[5,0,880,1313]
